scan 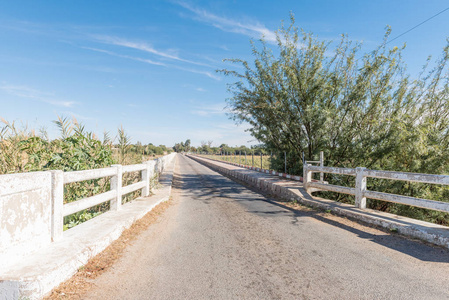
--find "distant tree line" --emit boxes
[172,139,270,156]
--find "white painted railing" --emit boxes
[303,164,449,213]
[0,153,176,266]
[51,154,176,241]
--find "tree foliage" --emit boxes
[173,139,193,153]
[221,15,449,224]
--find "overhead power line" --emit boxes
[386,6,449,45]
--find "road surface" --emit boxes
[85,154,449,299]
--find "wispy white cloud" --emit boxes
[180,122,255,146]
[82,46,220,80]
[127,121,255,147]
[0,85,43,98]
[0,85,76,107]
[60,111,93,120]
[0,51,119,73]
[43,99,76,107]
[0,20,61,37]
[175,1,277,43]
[95,35,179,59]
[175,66,221,80]
[219,45,230,51]
[181,84,207,92]
[93,35,212,67]
[82,46,166,66]
[191,103,227,116]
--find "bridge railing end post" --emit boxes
[355,167,367,209]
[51,170,64,242]
[111,164,123,211]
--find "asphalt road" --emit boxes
[85,154,449,300]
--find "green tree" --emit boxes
[185,139,191,152]
[221,15,449,224]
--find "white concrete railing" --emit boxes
[0,153,176,263]
[303,164,449,212]
[51,162,152,241]
[53,154,176,240]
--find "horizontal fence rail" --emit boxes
[0,153,176,266]
[63,167,116,184]
[122,181,146,195]
[364,190,449,212]
[51,154,175,241]
[196,152,325,183]
[365,169,449,185]
[308,166,356,176]
[122,163,148,173]
[63,190,117,217]
[194,152,449,216]
[304,164,449,213]
[307,182,356,195]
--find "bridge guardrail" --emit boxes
[0,153,176,263]
[51,155,176,241]
[304,164,449,213]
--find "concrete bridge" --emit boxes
[1,154,449,299]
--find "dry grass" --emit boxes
[207,154,273,169]
[112,151,165,166]
[44,198,172,300]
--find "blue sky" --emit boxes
[1,1,448,147]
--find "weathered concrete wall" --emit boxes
[0,172,52,267]
[0,153,177,300]
[188,155,449,250]
[0,153,177,272]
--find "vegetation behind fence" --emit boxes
[0,116,172,229]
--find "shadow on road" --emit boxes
[175,157,449,264]
[261,199,449,263]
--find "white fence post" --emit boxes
[355,167,367,209]
[320,151,324,183]
[303,163,312,194]
[158,157,163,173]
[142,162,150,197]
[111,164,122,210]
[51,170,64,241]
[149,161,156,193]
[161,157,166,173]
